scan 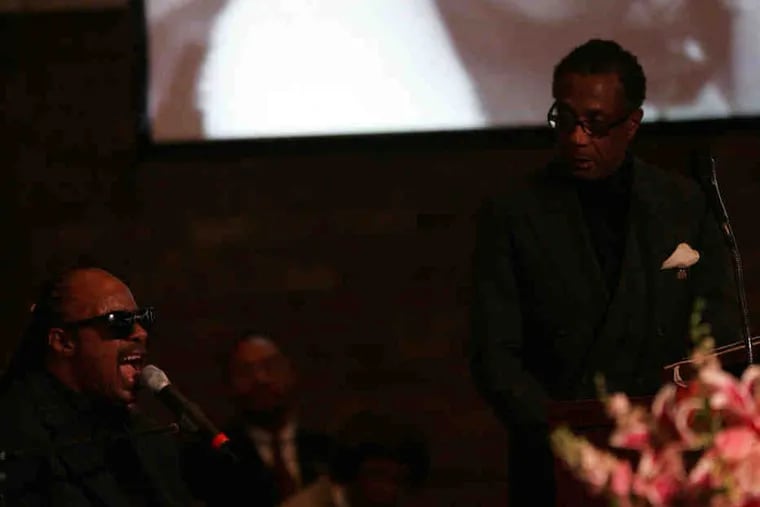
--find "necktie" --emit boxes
[271,435,297,501]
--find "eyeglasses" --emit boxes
[547,102,632,138]
[62,307,156,340]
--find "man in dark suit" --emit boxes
[182,332,330,507]
[0,266,191,506]
[469,39,741,506]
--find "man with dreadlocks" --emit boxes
[0,266,191,506]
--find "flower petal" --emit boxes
[713,427,756,463]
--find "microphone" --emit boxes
[140,365,237,460]
[690,150,730,231]
[689,149,754,365]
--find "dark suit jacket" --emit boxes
[469,157,741,429]
[0,370,191,507]
[469,157,741,505]
[181,419,331,507]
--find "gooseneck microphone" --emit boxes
[140,365,237,460]
[690,150,754,366]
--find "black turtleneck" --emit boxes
[573,155,634,295]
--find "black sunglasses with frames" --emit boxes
[547,102,633,138]
[62,307,156,340]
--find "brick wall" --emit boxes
[3,9,760,506]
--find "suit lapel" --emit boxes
[582,160,678,389]
[524,159,690,394]
[630,160,676,296]
[625,159,683,342]
[585,184,648,382]
[629,160,691,376]
[528,165,610,322]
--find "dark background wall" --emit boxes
[3,8,760,506]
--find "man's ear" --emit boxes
[626,108,643,141]
[48,328,76,357]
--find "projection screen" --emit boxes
[145,0,760,142]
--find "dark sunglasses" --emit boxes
[62,307,156,340]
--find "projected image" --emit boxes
[146,0,760,142]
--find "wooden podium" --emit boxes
[548,339,757,506]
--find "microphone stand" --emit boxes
[702,154,754,366]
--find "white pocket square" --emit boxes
[661,243,699,280]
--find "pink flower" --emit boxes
[652,384,677,419]
[673,396,711,448]
[608,393,632,418]
[713,427,756,463]
[552,328,760,507]
[577,441,616,493]
[688,451,718,491]
[610,421,651,450]
[632,446,686,506]
[741,366,760,406]
[652,384,683,443]
[607,392,652,450]
[730,440,760,501]
[689,429,760,505]
[610,460,633,497]
[700,367,759,427]
[551,427,623,496]
[652,383,711,449]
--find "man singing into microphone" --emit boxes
[0,266,191,506]
[468,39,742,506]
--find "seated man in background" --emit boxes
[182,332,331,507]
[282,410,430,507]
[0,266,191,506]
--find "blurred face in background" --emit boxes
[347,457,411,507]
[228,336,296,427]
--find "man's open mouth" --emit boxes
[119,351,146,369]
[118,349,148,391]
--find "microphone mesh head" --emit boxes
[140,364,171,392]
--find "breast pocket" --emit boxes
[655,267,694,340]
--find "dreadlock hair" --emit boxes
[1,266,94,390]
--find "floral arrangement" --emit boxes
[551,300,760,507]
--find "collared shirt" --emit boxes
[248,421,303,487]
